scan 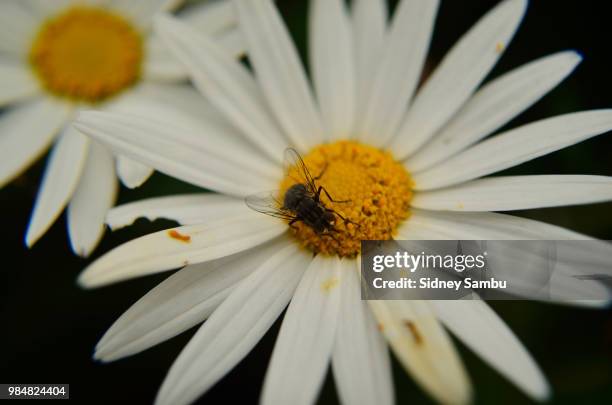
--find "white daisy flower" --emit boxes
[0,0,244,256]
[73,0,612,404]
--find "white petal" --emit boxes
[398,210,612,307]
[142,34,187,81]
[368,299,472,404]
[352,0,387,134]
[22,0,72,18]
[482,241,610,304]
[106,193,246,230]
[179,0,236,36]
[0,1,38,56]
[413,110,612,190]
[144,23,245,83]
[25,127,89,247]
[0,59,40,106]
[0,98,72,187]
[155,240,310,405]
[431,300,549,400]
[116,155,154,189]
[107,81,278,176]
[95,237,289,362]
[398,209,603,240]
[389,0,528,158]
[332,259,393,405]
[409,51,582,172]
[154,14,287,161]
[78,211,287,288]
[73,110,278,197]
[357,0,439,146]
[84,0,114,9]
[109,0,181,31]
[235,0,325,150]
[412,175,612,211]
[214,28,246,58]
[309,0,355,139]
[547,240,612,278]
[68,142,118,257]
[261,255,342,405]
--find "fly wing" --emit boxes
[245,190,296,221]
[284,148,318,196]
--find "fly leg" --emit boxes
[288,217,303,231]
[319,228,340,243]
[311,164,349,205]
[317,185,350,204]
[314,163,328,180]
[326,208,360,228]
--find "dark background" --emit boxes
[1,0,611,403]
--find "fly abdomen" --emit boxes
[295,198,321,224]
[283,183,308,211]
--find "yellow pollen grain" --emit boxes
[29,6,143,103]
[279,141,413,257]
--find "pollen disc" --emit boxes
[279,141,413,257]
[29,6,143,103]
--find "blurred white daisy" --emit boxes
[0,0,244,256]
[74,0,612,404]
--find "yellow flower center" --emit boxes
[279,141,413,257]
[29,6,143,104]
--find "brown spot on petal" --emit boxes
[377,323,385,332]
[404,320,423,346]
[321,277,339,293]
[168,229,191,243]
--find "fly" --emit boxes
[245,148,357,240]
